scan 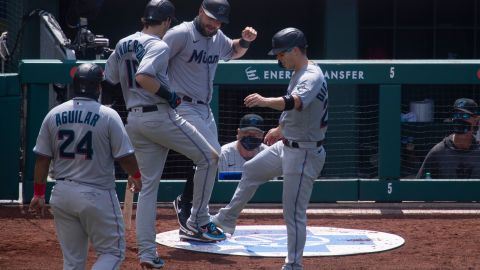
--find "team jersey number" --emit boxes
[58,130,93,159]
[125,59,140,88]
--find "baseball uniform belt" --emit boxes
[282,138,323,149]
[128,105,159,113]
[182,95,206,105]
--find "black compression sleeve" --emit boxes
[154,82,173,101]
[282,94,295,111]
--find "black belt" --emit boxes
[182,95,205,105]
[128,105,159,113]
[282,138,323,148]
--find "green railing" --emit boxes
[16,59,480,203]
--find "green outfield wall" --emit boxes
[12,59,480,203]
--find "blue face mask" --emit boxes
[239,136,263,151]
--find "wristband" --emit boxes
[133,170,141,179]
[33,183,46,198]
[239,38,251,49]
[282,94,295,111]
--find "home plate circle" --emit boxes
[156,225,404,257]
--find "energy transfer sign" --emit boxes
[156,225,404,257]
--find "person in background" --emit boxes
[219,114,268,173]
[417,98,480,179]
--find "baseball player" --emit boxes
[28,63,142,270]
[104,0,225,268]
[219,114,268,172]
[416,98,480,179]
[164,0,257,240]
[212,28,328,270]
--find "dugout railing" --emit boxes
[12,59,480,203]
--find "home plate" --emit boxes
[156,225,404,257]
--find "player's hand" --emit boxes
[264,127,283,146]
[28,196,46,217]
[168,91,182,109]
[241,27,257,42]
[244,93,267,108]
[128,175,142,193]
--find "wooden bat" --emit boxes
[123,182,134,230]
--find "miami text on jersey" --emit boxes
[55,110,100,127]
[187,49,219,64]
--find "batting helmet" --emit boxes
[72,63,103,99]
[144,0,177,23]
[268,28,308,56]
[201,0,230,24]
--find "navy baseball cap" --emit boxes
[239,114,264,132]
[453,98,478,115]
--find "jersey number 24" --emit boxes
[58,130,93,159]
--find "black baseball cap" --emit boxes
[453,98,478,115]
[239,114,264,132]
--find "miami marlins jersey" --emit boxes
[163,21,234,104]
[33,97,134,189]
[219,141,268,172]
[280,63,328,142]
[105,32,170,109]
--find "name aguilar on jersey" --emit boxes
[187,49,219,64]
[116,39,146,61]
[55,110,100,127]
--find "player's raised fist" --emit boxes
[242,27,257,42]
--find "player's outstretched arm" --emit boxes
[244,93,302,111]
[28,155,51,217]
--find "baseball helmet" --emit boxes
[144,0,177,23]
[268,27,308,55]
[72,63,103,98]
[201,0,230,24]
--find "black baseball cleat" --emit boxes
[178,228,216,243]
[172,195,192,233]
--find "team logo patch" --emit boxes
[156,225,404,257]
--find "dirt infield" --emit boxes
[1,204,479,270]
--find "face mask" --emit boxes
[452,119,473,134]
[239,136,263,151]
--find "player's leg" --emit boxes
[175,105,221,223]
[126,113,168,266]
[213,141,283,234]
[157,109,220,239]
[83,188,126,270]
[49,182,89,270]
[281,146,325,270]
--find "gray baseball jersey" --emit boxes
[105,32,169,109]
[34,97,134,269]
[33,97,134,189]
[219,141,268,172]
[213,63,328,270]
[280,63,328,142]
[105,30,220,263]
[163,21,233,103]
